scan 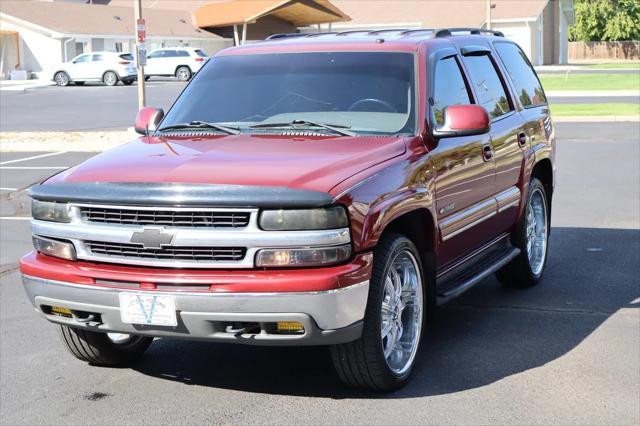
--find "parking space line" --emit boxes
[0,151,67,165]
[0,187,18,191]
[0,166,68,170]
[0,217,31,220]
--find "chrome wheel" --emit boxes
[526,187,548,275]
[103,71,118,86]
[54,72,69,86]
[381,249,423,376]
[176,67,191,81]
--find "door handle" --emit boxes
[482,145,493,161]
[517,132,528,147]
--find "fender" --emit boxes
[359,187,436,252]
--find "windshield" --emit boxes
[161,52,416,136]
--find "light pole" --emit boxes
[134,0,146,109]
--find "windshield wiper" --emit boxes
[157,121,240,135]
[249,119,356,137]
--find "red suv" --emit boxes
[22,28,554,391]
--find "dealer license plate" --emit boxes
[119,293,177,326]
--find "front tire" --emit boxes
[176,66,191,81]
[102,71,119,86]
[58,325,153,366]
[54,71,70,87]
[496,177,549,287]
[331,233,424,390]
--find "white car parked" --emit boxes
[144,47,208,81]
[52,52,137,87]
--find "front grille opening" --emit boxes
[87,241,247,262]
[80,207,250,228]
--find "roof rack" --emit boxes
[435,28,504,38]
[264,27,504,41]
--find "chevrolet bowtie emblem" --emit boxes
[130,228,174,249]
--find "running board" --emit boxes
[436,246,520,304]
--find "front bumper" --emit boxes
[22,274,368,345]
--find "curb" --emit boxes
[553,115,640,122]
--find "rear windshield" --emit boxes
[119,53,134,61]
[194,49,207,57]
[161,52,416,136]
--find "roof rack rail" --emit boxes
[435,28,504,38]
[265,33,310,40]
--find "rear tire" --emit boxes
[176,66,191,81]
[54,71,70,87]
[58,325,153,366]
[102,71,119,86]
[331,233,425,390]
[496,177,549,287]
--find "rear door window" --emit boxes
[91,54,104,62]
[432,56,472,126]
[176,50,190,57]
[494,42,547,107]
[462,54,513,120]
[164,50,178,58]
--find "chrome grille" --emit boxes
[86,241,246,262]
[80,207,250,228]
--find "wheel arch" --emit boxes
[52,70,70,81]
[175,65,192,75]
[531,158,554,225]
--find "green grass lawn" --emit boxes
[539,73,640,91]
[584,62,640,70]
[550,103,640,116]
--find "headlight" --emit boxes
[255,244,351,267]
[31,200,71,223]
[32,235,77,261]
[259,207,348,231]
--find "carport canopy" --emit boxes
[192,0,350,44]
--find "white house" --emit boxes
[0,0,231,80]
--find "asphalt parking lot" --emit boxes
[0,122,638,424]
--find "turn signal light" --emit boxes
[276,321,305,334]
[51,306,72,317]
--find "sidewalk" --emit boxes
[0,79,54,92]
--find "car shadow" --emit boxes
[132,227,639,398]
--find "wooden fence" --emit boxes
[569,41,640,61]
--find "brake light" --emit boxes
[195,57,204,62]
[119,61,131,65]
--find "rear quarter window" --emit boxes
[494,42,547,107]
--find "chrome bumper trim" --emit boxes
[22,275,369,342]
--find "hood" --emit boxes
[47,133,407,194]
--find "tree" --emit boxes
[569,0,640,41]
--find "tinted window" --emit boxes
[148,50,165,59]
[195,49,207,57]
[176,50,190,57]
[119,53,134,61]
[463,54,512,119]
[162,52,416,135]
[91,54,104,62]
[432,57,471,126]
[494,42,547,107]
[164,50,178,58]
[73,54,90,63]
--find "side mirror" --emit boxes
[432,105,490,138]
[134,107,164,135]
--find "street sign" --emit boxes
[137,43,147,66]
[137,18,146,43]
